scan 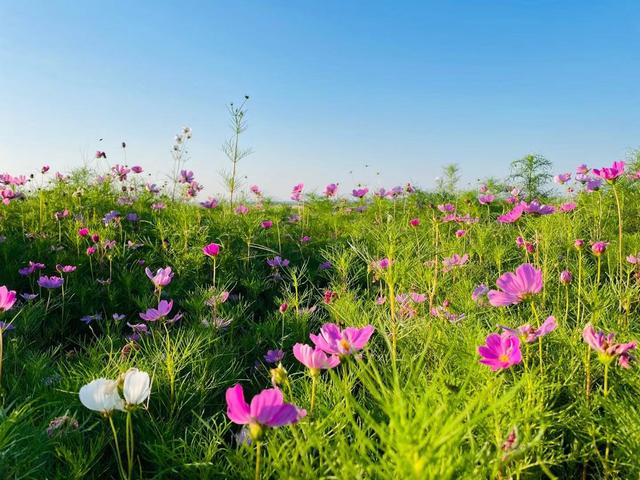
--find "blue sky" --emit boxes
[1,1,639,198]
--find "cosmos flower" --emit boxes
[560,270,572,285]
[478,194,496,205]
[145,267,174,289]
[0,286,17,312]
[79,378,124,414]
[478,333,522,371]
[583,323,637,368]
[442,254,469,273]
[139,300,181,323]
[488,263,543,307]
[310,323,374,356]
[202,243,221,257]
[592,161,625,183]
[591,241,608,256]
[261,220,273,229]
[352,188,369,199]
[225,384,305,440]
[293,343,340,373]
[324,183,338,197]
[554,173,571,184]
[122,368,151,407]
[264,349,284,364]
[38,276,64,289]
[266,256,289,268]
[499,316,557,343]
[200,197,219,209]
[409,218,420,227]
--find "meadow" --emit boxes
[1,151,640,479]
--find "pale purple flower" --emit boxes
[499,316,557,343]
[38,276,64,289]
[145,267,174,289]
[478,194,496,205]
[583,323,637,368]
[264,349,285,364]
[442,253,469,273]
[266,256,289,268]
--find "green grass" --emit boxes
[0,168,639,479]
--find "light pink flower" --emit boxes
[293,343,340,372]
[310,323,374,356]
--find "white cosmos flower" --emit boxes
[79,378,125,413]
[123,368,151,406]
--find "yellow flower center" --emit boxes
[340,338,351,352]
[499,354,509,363]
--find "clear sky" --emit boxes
[1,1,639,198]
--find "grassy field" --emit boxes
[1,160,640,479]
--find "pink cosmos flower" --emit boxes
[554,173,571,184]
[261,220,273,229]
[497,203,526,223]
[95,151,107,159]
[583,323,637,368]
[560,270,572,285]
[478,333,522,371]
[226,384,305,436]
[139,299,181,323]
[0,286,17,312]
[324,183,338,197]
[41,165,50,174]
[591,241,608,256]
[235,204,249,215]
[131,165,143,174]
[145,267,174,289]
[202,243,221,257]
[499,316,557,343]
[56,264,77,274]
[574,239,585,250]
[442,253,469,273]
[522,200,555,215]
[592,161,624,183]
[310,323,374,356]
[409,218,420,227]
[376,258,390,270]
[352,187,369,199]
[478,194,496,205]
[488,263,543,307]
[627,254,640,265]
[200,198,219,209]
[576,164,589,174]
[290,183,304,202]
[293,343,340,373]
[38,276,64,289]
[410,292,427,303]
[86,246,97,255]
[437,203,455,213]
[279,303,289,314]
[455,229,466,238]
[78,227,89,237]
[559,202,577,213]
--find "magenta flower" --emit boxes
[487,263,543,307]
[560,270,572,285]
[409,218,420,227]
[478,194,496,205]
[145,267,174,289]
[293,343,340,373]
[78,227,89,237]
[522,200,555,215]
[352,187,369,199]
[576,164,589,174]
[323,183,338,197]
[497,203,526,223]
[234,204,249,215]
[591,241,608,256]
[583,323,637,368]
[279,303,289,314]
[200,197,219,209]
[559,202,577,213]
[310,323,374,356]
[376,258,390,270]
[131,165,143,174]
[0,286,17,312]
[574,239,585,250]
[455,229,466,238]
[592,161,624,183]
[261,220,273,229]
[202,243,221,257]
[478,333,522,371]
[86,246,97,255]
[225,384,305,439]
[437,203,455,213]
[500,316,557,343]
[290,183,304,202]
[18,261,46,277]
[38,276,64,289]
